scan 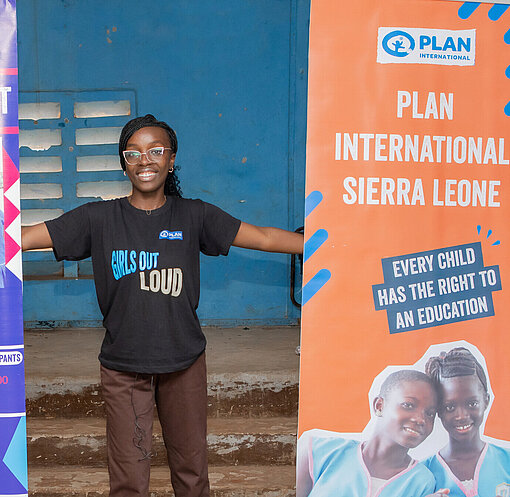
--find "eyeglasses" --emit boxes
[123,147,172,165]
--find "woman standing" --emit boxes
[22,114,303,497]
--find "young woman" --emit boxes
[425,347,510,497]
[297,370,447,497]
[22,114,303,497]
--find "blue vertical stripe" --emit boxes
[305,190,323,217]
[304,229,328,263]
[302,269,331,305]
[458,2,481,19]
[488,4,509,21]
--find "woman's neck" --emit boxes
[439,438,485,482]
[128,191,166,211]
[362,436,411,479]
[442,436,485,460]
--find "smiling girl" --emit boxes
[425,347,510,497]
[297,370,445,497]
[21,114,303,497]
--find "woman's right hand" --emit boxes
[426,490,449,496]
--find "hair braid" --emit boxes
[425,347,488,393]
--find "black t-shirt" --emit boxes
[45,196,241,373]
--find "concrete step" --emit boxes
[28,465,296,497]
[26,374,299,419]
[27,417,297,467]
[25,327,300,419]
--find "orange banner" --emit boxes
[299,1,510,496]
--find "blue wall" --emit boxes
[18,0,309,328]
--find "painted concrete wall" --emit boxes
[18,0,309,327]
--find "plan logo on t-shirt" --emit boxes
[159,230,183,240]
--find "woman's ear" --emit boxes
[484,393,490,410]
[169,153,176,168]
[373,396,384,417]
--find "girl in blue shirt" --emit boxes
[425,347,510,497]
[298,369,447,497]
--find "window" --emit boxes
[20,90,136,278]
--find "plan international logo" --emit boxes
[377,27,476,66]
[159,230,183,240]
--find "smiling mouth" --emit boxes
[137,170,157,181]
[454,423,473,433]
[404,427,423,436]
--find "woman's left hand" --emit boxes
[232,222,303,254]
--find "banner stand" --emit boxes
[0,1,29,495]
[299,1,510,496]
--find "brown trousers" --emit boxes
[100,353,209,497]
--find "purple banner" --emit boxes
[0,1,28,495]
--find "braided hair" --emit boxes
[425,347,488,394]
[118,114,182,198]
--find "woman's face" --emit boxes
[438,375,489,444]
[377,380,437,449]
[124,126,176,196]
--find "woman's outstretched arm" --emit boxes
[232,222,303,254]
[21,223,53,251]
